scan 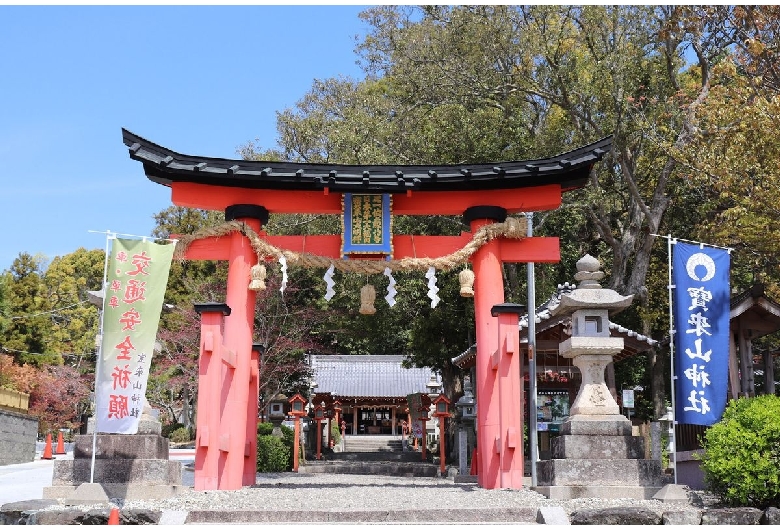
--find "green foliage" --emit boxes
[330,420,341,445]
[168,426,193,444]
[2,253,58,366]
[161,422,186,438]
[699,395,780,508]
[256,422,295,472]
[42,248,104,366]
[256,435,291,473]
[257,422,274,436]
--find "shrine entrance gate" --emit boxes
[123,129,612,491]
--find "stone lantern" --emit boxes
[455,376,477,477]
[268,393,288,438]
[554,254,631,421]
[535,254,665,500]
[425,374,441,445]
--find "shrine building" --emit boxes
[309,354,434,436]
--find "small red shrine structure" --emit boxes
[123,128,612,491]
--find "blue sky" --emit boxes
[0,5,369,272]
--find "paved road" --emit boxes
[0,449,195,506]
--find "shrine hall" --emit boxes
[123,128,613,491]
[309,355,435,436]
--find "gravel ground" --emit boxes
[60,472,723,518]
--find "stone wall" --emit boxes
[0,409,38,465]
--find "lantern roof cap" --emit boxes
[552,255,633,316]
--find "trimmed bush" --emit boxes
[257,435,291,472]
[699,394,780,508]
[256,422,295,472]
[330,421,341,445]
[169,426,193,444]
[161,422,185,438]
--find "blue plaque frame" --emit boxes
[341,193,393,256]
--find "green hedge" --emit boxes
[256,422,295,472]
[256,435,291,472]
[699,394,780,508]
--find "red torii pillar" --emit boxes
[190,205,265,491]
[491,303,525,489]
[466,206,526,490]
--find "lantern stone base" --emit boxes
[533,485,664,501]
[534,415,668,500]
[42,434,183,502]
[560,414,632,436]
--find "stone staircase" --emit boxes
[301,435,440,477]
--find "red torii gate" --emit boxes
[123,129,612,491]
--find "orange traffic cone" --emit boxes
[41,433,54,460]
[108,507,120,525]
[55,431,66,454]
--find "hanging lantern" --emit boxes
[359,284,377,315]
[459,268,475,297]
[249,263,267,291]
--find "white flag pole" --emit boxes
[665,234,678,485]
[90,230,114,484]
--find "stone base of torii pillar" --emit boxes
[533,255,669,500]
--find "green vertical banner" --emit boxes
[95,237,175,434]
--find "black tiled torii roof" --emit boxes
[122,128,613,194]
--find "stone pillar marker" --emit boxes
[535,255,668,500]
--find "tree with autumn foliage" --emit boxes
[668,6,780,300]
[0,353,90,433]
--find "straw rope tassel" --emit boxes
[249,264,267,291]
[360,284,377,315]
[459,268,475,297]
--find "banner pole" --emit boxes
[525,212,539,488]
[666,234,678,485]
[90,231,114,484]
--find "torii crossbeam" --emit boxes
[123,129,612,491]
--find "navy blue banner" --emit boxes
[673,242,730,425]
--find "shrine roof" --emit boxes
[123,128,612,194]
[311,355,434,399]
[730,283,780,339]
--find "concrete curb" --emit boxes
[183,507,540,524]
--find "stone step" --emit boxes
[325,451,422,462]
[340,444,403,453]
[300,461,440,477]
[340,436,404,453]
[184,507,540,524]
